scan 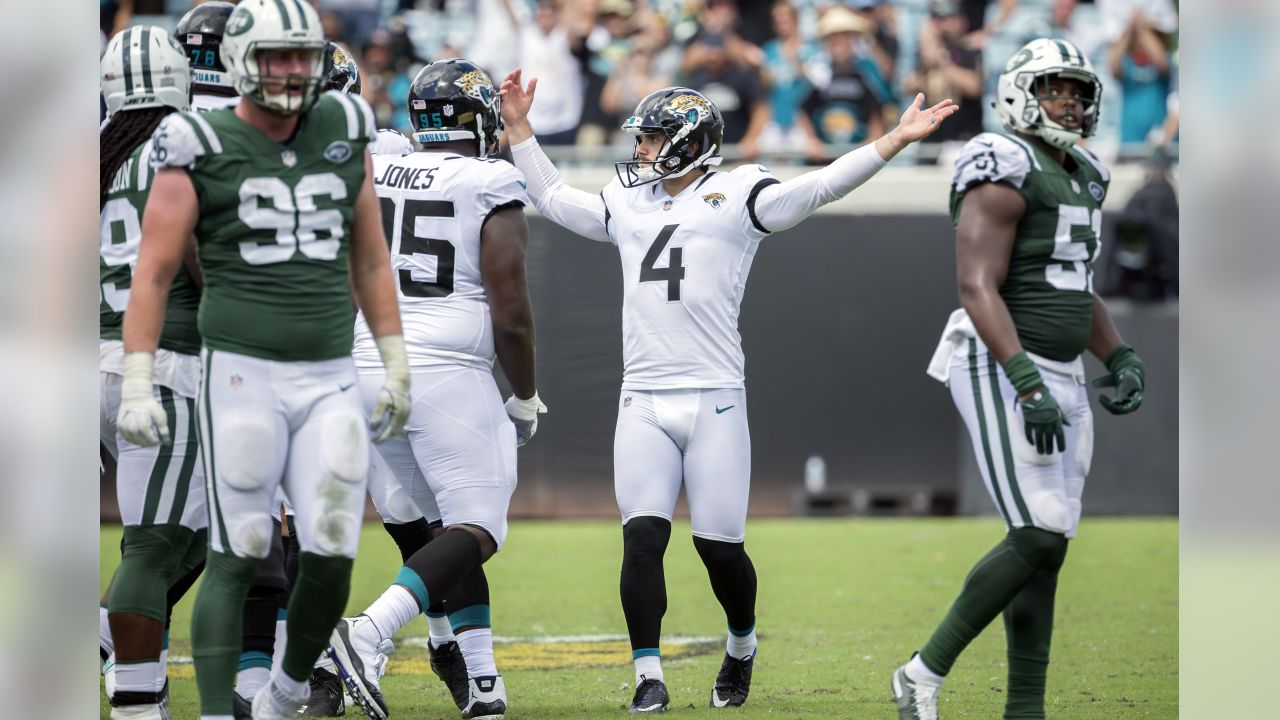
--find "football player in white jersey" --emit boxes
[500,70,956,712]
[175,2,241,113]
[325,59,540,720]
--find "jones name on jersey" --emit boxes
[352,151,528,370]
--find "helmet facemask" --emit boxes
[1020,70,1101,150]
[616,117,721,188]
[237,42,325,115]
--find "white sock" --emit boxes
[906,654,945,685]
[726,625,756,660]
[427,614,455,647]
[269,666,308,702]
[236,666,270,699]
[456,628,497,678]
[362,585,419,641]
[634,654,663,685]
[272,616,288,672]
[115,660,164,694]
[99,607,114,658]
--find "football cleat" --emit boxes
[892,661,941,720]
[710,652,753,708]
[461,675,507,720]
[102,652,117,700]
[299,667,347,716]
[232,690,252,720]
[250,678,305,720]
[158,680,172,720]
[429,640,470,711]
[108,703,165,720]
[327,616,389,719]
[629,676,669,714]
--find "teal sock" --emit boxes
[1003,543,1068,719]
[918,528,1066,676]
[282,553,354,682]
[191,551,259,715]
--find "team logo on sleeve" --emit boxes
[668,94,712,127]
[1088,181,1105,201]
[324,140,352,163]
[454,71,497,108]
[702,192,726,208]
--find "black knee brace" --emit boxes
[692,536,757,633]
[383,517,434,564]
[620,517,672,651]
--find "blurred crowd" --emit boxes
[101,0,1180,165]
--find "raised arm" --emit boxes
[501,69,611,242]
[751,93,957,233]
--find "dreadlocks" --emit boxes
[100,107,173,209]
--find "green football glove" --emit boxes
[1020,388,1068,455]
[1092,344,1145,415]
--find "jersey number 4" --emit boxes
[379,197,456,298]
[640,224,686,302]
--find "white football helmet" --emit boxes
[100,26,191,118]
[996,38,1102,150]
[220,0,326,115]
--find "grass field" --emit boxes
[100,518,1177,719]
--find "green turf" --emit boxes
[100,518,1177,718]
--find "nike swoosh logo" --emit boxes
[711,691,730,708]
[637,703,665,712]
[339,382,354,392]
[974,139,994,147]
[715,405,735,414]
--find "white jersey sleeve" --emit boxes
[370,129,413,157]
[149,112,219,170]
[510,137,611,243]
[478,161,529,216]
[953,132,1035,195]
[190,93,240,113]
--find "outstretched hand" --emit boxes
[499,69,537,127]
[894,93,959,144]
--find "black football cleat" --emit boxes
[299,667,346,716]
[429,640,471,711]
[231,690,252,720]
[629,676,669,714]
[710,653,753,708]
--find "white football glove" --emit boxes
[505,392,548,447]
[370,334,411,444]
[116,352,170,447]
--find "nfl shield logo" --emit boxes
[1070,179,1081,194]
[624,396,632,408]
[443,104,455,117]
[230,374,243,389]
[281,150,297,167]
[662,200,673,211]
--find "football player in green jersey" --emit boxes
[893,39,1146,720]
[100,26,208,720]
[115,2,411,719]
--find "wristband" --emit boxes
[1001,351,1045,397]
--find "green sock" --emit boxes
[918,528,1067,676]
[282,552,354,682]
[1003,542,1068,719]
[192,550,260,715]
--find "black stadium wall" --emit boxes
[98,215,1178,521]
[508,214,1178,520]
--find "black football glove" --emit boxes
[1020,388,1069,455]
[1092,344,1145,415]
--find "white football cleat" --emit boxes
[462,675,507,719]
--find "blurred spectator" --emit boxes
[520,0,590,145]
[1096,0,1178,44]
[760,1,821,155]
[361,24,422,132]
[681,0,769,158]
[101,0,131,40]
[906,0,983,144]
[1160,90,1179,149]
[601,36,673,137]
[320,0,383,48]
[958,0,1019,49]
[849,0,900,83]
[469,0,527,83]
[1046,0,1104,63]
[1107,9,1173,144]
[1100,151,1178,300]
[580,0,640,144]
[796,6,895,156]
